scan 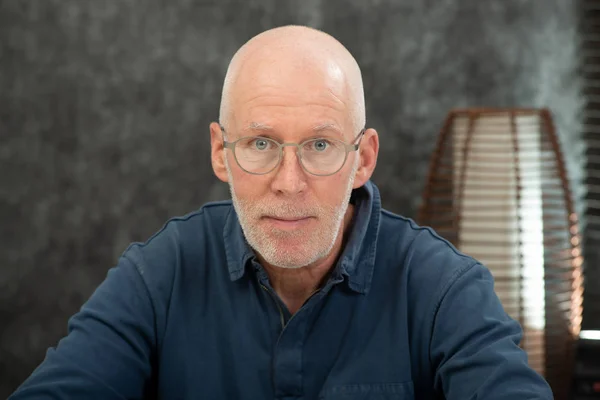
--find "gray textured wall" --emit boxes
[0,0,585,396]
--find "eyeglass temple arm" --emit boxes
[348,128,366,150]
[219,125,235,149]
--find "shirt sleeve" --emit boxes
[430,262,554,399]
[8,254,156,400]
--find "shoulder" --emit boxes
[377,208,479,296]
[121,200,234,290]
[107,200,235,344]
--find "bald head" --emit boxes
[219,25,365,134]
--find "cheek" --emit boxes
[311,177,350,205]
[230,172,269,200]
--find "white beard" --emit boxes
[226,156,359,269]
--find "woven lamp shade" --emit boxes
[418,108,584,400]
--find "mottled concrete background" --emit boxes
[0,0,585,395]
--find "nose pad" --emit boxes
[270,144,308,194]
[276,145,308,177]
[280,144,302,164]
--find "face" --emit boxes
[226,153,359,269]
[212,52,376,269]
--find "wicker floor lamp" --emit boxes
[418,108,584,400]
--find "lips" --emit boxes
[266,216,310,221]
[262,215,314,229]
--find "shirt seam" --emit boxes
[123,208,208,251]
[223,206,248,279]
[428,260,480,365]
[381,209,473,260]
[121,253,160,351]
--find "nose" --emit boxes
[270,145,307,196]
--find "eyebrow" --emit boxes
[311,123,343,136]
[246,122,274,132]
[245,122,343,137]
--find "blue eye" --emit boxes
[312,140,329,151]
[255,139,268,150]
[249,138,274,150]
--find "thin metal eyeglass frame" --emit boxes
[220,125,365,176]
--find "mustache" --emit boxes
[260,205,321,219]
[234,199,327,218]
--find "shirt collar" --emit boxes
[223,180,382,294]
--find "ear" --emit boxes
[352,128,379,188]
[210,122,229,183]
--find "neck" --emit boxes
[259,204,355,315]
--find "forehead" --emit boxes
[237,121,345,140]
[228,57,355,138]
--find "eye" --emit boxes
[252,138,272,150]
[311,139,329,152]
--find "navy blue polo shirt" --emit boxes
[10,181,553,399]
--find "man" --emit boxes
[10,25,553,399]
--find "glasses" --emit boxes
[221,126,365,176]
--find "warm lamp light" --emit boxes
[418,108,584,400]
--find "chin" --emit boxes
[266,252,321,269]
[244,221,339,268]
[267,238,334,268]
